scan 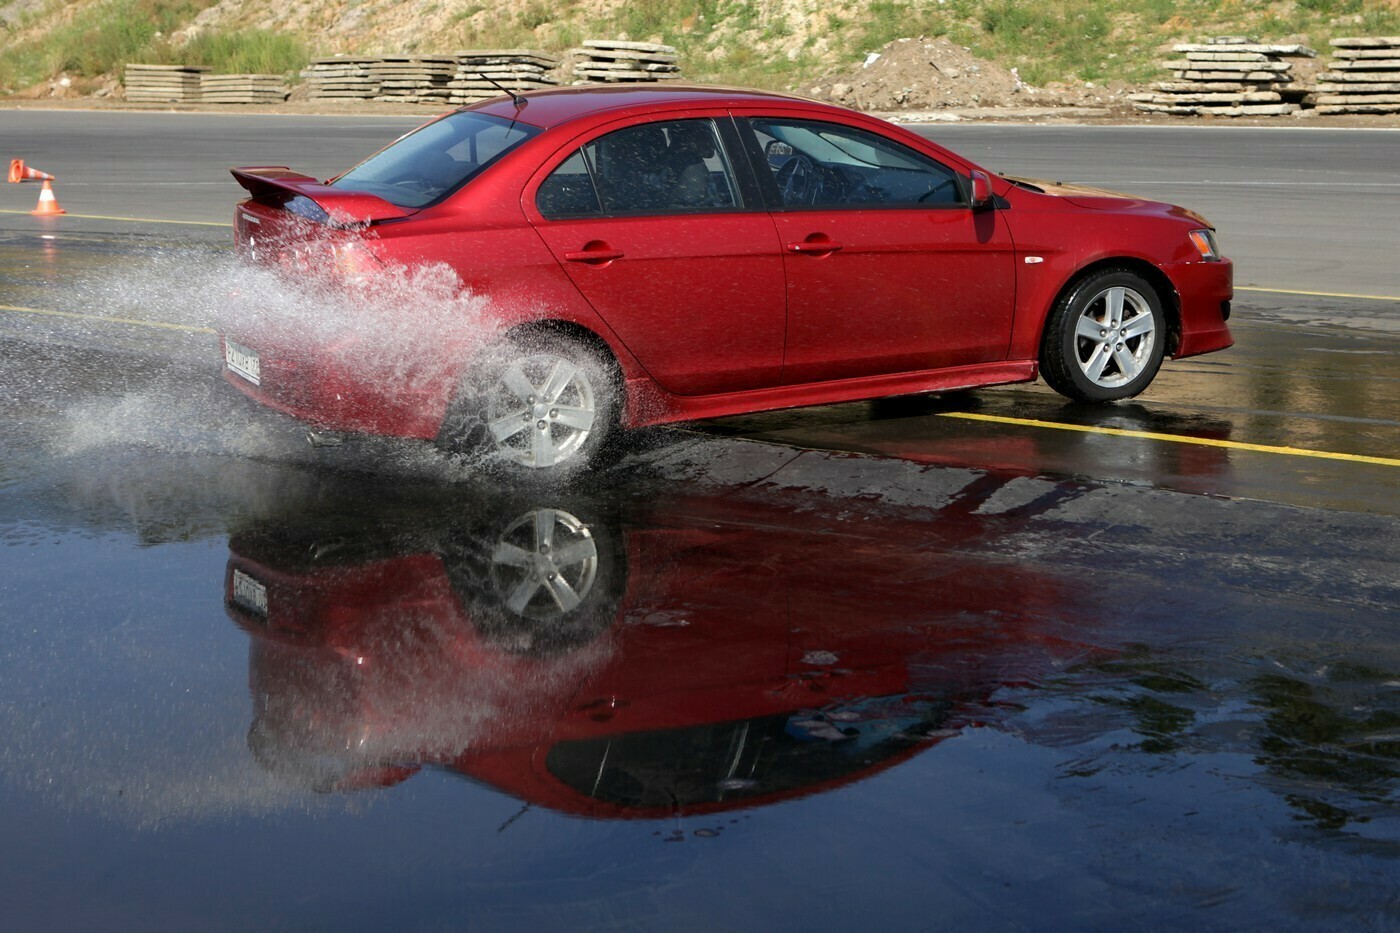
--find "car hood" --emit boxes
[1003,174,1141,201]
[1002,174,1209,223]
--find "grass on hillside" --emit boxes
[0,0,307,91]
[3,0,1400,95]
[456,0,1400,88]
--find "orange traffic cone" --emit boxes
[8,159,55,184]
[31,179,66,215]
[8,159,65,215]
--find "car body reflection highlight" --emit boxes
[225,481,1098,817]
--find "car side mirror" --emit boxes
[969,170,994,210]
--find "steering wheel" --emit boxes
[774,154,817,205]
[917,177,960,204]
[390,176,439,197]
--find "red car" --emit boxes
[224,85,1233,477]
[225,480,1097,814]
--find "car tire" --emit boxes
[438,331,619,480]
[1040,269,1167,403]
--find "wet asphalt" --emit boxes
[0,113,1397,929]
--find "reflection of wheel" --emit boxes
[491,509,599,622]
[438,332,618,479]
[443,504,625,656]
[1040,269,1166,402]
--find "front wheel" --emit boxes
[438,332,618,479]
[1040,269,1167,403]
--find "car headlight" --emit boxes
[1188,228,1221,261]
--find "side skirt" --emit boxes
[623,360,1039,429]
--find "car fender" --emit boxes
[1000,191,1202,361]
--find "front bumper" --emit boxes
[1165,257,1234,359]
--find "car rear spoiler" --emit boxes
[231,166,412,225]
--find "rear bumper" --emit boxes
[1166,257,1234,358]
[221,336,452,440]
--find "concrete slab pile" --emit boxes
[1312,37,1400,113]
[370,56,458,104]
[1131,36,1314,116]
[448,50,561,104]
[571,40,682,84]
[123,64,209,103]
[303,58,382,100]
[199,74,290,104]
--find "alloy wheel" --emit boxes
[484,353,598,468]
[1072,285,1157,388]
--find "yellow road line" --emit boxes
[0,208,230,227]
[0,303,214,334]
[1236,285,1400,302]
[939,411,1400,467]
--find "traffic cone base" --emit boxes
[32,179,65,216]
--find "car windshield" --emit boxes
[331,112,540,209]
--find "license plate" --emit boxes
[231,569,268,617]
[225,339,261,385]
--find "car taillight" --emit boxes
[330,241,385,283]
[275,239,384,283]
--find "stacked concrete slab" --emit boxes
[200,74,290,104]
[1131,36,1315,116]
[303,57,382,100]
[572,40,681,83]
[1313,37,1400,114]
[448,50,561,104]
[371,56,458,103]
[123,64,209,102]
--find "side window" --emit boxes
[748,118,964,209]
[536,119,741,220]
[537,151,602,219]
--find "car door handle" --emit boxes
[787,238,842,254]
[564,246,625,263]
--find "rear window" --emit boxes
[331,112,540,209]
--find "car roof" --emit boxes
[470,83,833,129]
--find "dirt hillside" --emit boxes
[806,36,1127,111]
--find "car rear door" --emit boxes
[525,115,786,397]
[739,116,1017,386]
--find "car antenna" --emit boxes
[477,72,528,109]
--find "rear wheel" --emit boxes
[1040,269,1167,402]
[438,332,618,479]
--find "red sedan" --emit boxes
[224,86,1233,477]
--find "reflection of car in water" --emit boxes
[225,478,1097,817]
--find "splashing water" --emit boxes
[50,229,518,479]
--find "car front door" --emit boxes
[526,116,786,396]
[741,117,1017,386]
